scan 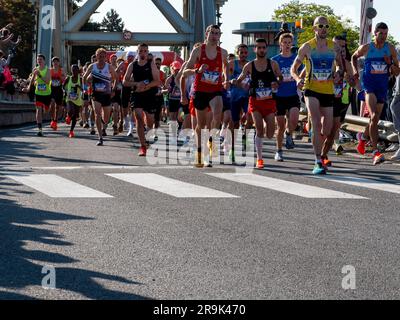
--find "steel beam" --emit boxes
[64,32,191,46]
[151,0,193,34]
[64,0,105,32]
[202,0,216,29]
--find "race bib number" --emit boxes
[282,67,293,82]
[256,88,272,100]
[170,86,181,99]
[69,92,78,101]
[201,71,220,85]
[371,61,388,75]
[94,83,106,92]
[334,85,343,98]
[52,79,61,87]
[37,84,47,92]
[313,69,332,81]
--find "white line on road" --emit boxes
[107,173,238,198]
[7,174,113,198]
[312,175,400,195]
[207,173,367,199]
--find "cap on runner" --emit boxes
[170,61,182,70]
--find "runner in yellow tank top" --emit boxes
[291,16,344,175]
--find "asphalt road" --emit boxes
[0,122,400,300]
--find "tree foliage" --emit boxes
[0,0,35,77]
[272,0,361,53]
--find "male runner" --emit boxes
[184,25,230,168]
[31,54,52,137]
[352,22,400,165]
[291,16,344,175]
[123,43,160,157]
[49,57,66,130]
[83,48,118,146]
[272,33,301,162]
[233,38,282,169]
[117,51,135,136]
[64,64,83,138]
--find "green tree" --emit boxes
[169,45,182,57]
[0,0,35,77]
[100,9,125,51]
[71,21,103,66]
[272,0,360,53]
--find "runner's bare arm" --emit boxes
[109,65,118,90]
[291,43,309,83]
[163,76,172,94]
[83,64,93,83]
[122,63,135,87]
[334,42,344,76]
[233,61,252,85]
[183,46,201,77]
[389,44,400,77]
[175,61,187,83]
[222,49,230,90]
[351,44,369,78]
[271,60,283,83]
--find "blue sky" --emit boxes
[91,0,400,53]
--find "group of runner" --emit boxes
[27,17,400,174]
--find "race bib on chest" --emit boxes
[256,88,272,100]
[69,92,78,101]
[37,83,47,91]
[52,79,61,87]
[201,71,220,85]
[370,61,388,75]
[282,67,294,82]
[94,83,106,92]
[170,86,181,99]
[313,69,332,81]
[334,85,343,98]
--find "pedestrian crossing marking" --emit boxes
[106,173,238,198]
[6,174,113,198]
[206,173,368,199]
[312,175,400,195]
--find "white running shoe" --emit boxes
[390,148,400,161]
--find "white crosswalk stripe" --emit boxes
[312,175,400,195]
[107,173,238,198]
[206,173,368,199]
[7,174,113,198]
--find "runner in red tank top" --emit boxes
[49,57,66,131]
[184,25,230,168]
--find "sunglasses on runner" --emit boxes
[316,24,330,29]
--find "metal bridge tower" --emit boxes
[34,0,228,68]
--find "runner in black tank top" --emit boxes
[233,38,282,169]
[123,43,160,157]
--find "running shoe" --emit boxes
[356,132,366,155]
[113,127,119,136]
[118,121,124,133]
[69,131,75,138]
[285,133,295,150]
[96,139,103,146]
[335,144,344,155]
[372,151,385,166]
[102,129,107,137]
[274,151,284,162]
[321,156,332,167]
[390,149,400,161]
[312,162,327,175]
[138,146,147,157]
[83,123,90,129]
[65,116,71,125]
[256,159,264,169]
[50,121,57,131]
[37,130,43,137]
[79,120,84,127]
[90,129,96,135]
[194,152,204,168]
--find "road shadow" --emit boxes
[0,176,149,300]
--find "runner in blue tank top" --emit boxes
[272,33,301,161]
[352,22,400,165]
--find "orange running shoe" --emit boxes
[138,146,147,157]
[321,156,332,167]
[65,116,71,125]
[356,132,366,155]
[68,131,75,138]
[256,159,264,169]
[373,151,385,166]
